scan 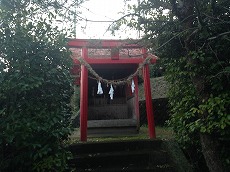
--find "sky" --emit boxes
[75,0,140,39]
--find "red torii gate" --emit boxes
[68,39,157,142]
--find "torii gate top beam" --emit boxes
[68,39,157,65]
[68,39,144,49]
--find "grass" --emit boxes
[70,126,174,143]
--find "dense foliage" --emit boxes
[0,0,82,171]
[116,0,230,171]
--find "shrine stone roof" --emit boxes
[139,76,168,100]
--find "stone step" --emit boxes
[88,126,138,137]
[69,150,172,171]
[87,119,138,137]
[68,140,192,172]
[69,150,171,169]
[68,140,176,172]
[69,139,163,155]
[88,119,137,128]
[74,164,175,172]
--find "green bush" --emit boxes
[0,2,73,171]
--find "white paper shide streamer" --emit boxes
[97,81,103,94]
[108,84,114,100]
[131,79,135,93]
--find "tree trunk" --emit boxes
[169,0,225,171]
[191,65,224,172]
[200,133,224,172]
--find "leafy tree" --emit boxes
[0,0,83,171]
[114,0,230,171]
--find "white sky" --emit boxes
[75,0,140,39]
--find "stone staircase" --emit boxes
[68,139,190,172]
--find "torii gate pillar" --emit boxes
[80,48,88,141]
